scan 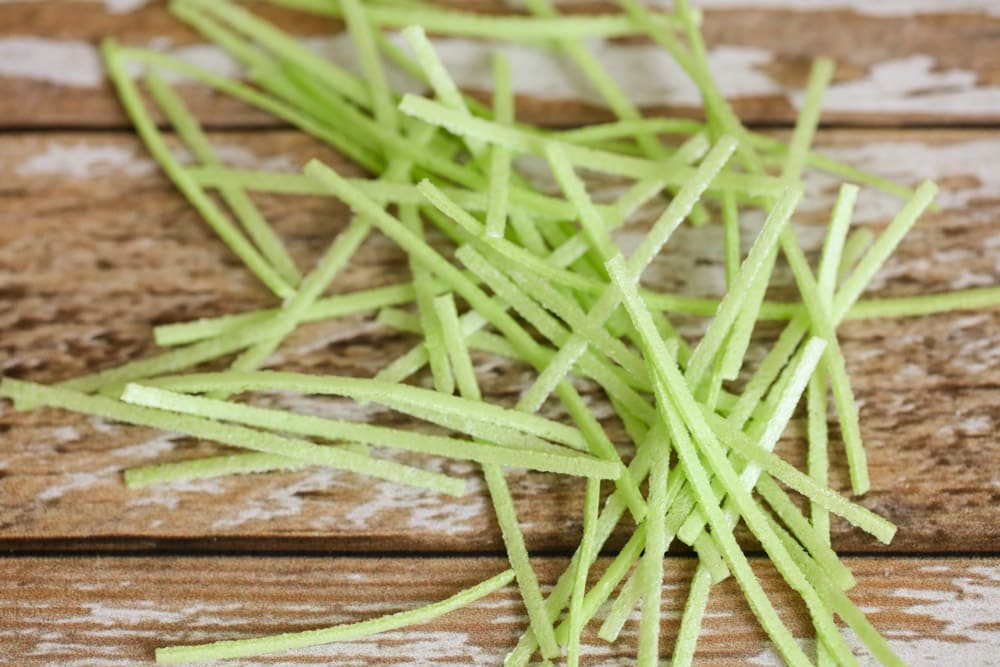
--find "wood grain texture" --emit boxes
[2,128,998,554]
[1,1,999,128]
[1,555,997,665]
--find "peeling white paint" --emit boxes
[0,37,103,88]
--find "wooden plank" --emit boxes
[0,1,998,128]
[1,555,997,665]
[1,127,998,553]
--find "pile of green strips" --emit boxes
[5,0,1000,664]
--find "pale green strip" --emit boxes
[833,180,939,321]
[154,283,416,347]
[756,474,854,590]
[782,57,835,181]
[186,0,370,107]
[484,465,559,659]
[144,71,301,286]
[121,385,618,479]
[145,371,587,450]
[485,54,513,239]
[399,96,781,198]
[597,559,642,642]
[722,191,740,287]
[126,452,307,487]
[2,379,463,497]
[434,293,481,402]
[817,184,860,301]
[103,41,294,299]
[684,187,801,389]
[638,443,670,666]
[807,372,832,542]
[567,477,600,667]
[155,568,515,663]
[670,565,712,667]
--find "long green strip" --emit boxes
[121,385,617,479]
[275,0,686,40]
[567,477,600,667]
[638,441,670,666]
[485,54,513,239]
[154,282,417,346]
[126,452,307,487]
[102,41,295,299]
[670,564,712,667]
[144,371,587,450]
[144,71,301,286]
[155,568,515,663]
[398,96,783,198]
[2,379,463,497]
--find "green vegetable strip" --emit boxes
[183,0,370,108]
[154,282,417,346]
[638,442,670,666]
[670,565,712,667]
[125,446,370,488]
[186,167,570,220]
[781,226,870,493]
[2,379,463,497]
[833,180,939,322]
[755,475,854,591]
[512,138,736,413]
[398,96,783,198]
[697,407,896,544]
[154,568,515,663]
[608,254,857,666]
[818,185,860,310]
[684,187,801,390]
[557,118,705,145]
[143,71,301,286]
[433,294,481,401]
[121,385,617,479]
[147,371,588,450]
[275,0,686,40]
[120,47,381,172]
[483,463,560,659]
[783,58,835,182]
[809,184,857,539]
[485,54,513,239]
[455,245,656,423]
[567,477,600,667]
[806,372,832,541]
[838,227,875,279]
[304,160,647,519]
[432,295,560,659]
[518,0,660,156]
[126,452,303,488]
[102,42,295,300]
[596,557,642,642]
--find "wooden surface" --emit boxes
[1,0,999,664]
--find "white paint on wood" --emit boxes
[0,37,103,88]
[16,142,156,179]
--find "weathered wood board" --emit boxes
[1,1,999,128]
[2,556,998,665]
[2,128,998,554]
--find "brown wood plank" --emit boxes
[1,127,998,554]
[0,555,997,665]
[0,1,998,128]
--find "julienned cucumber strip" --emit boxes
[155,569,516,663]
